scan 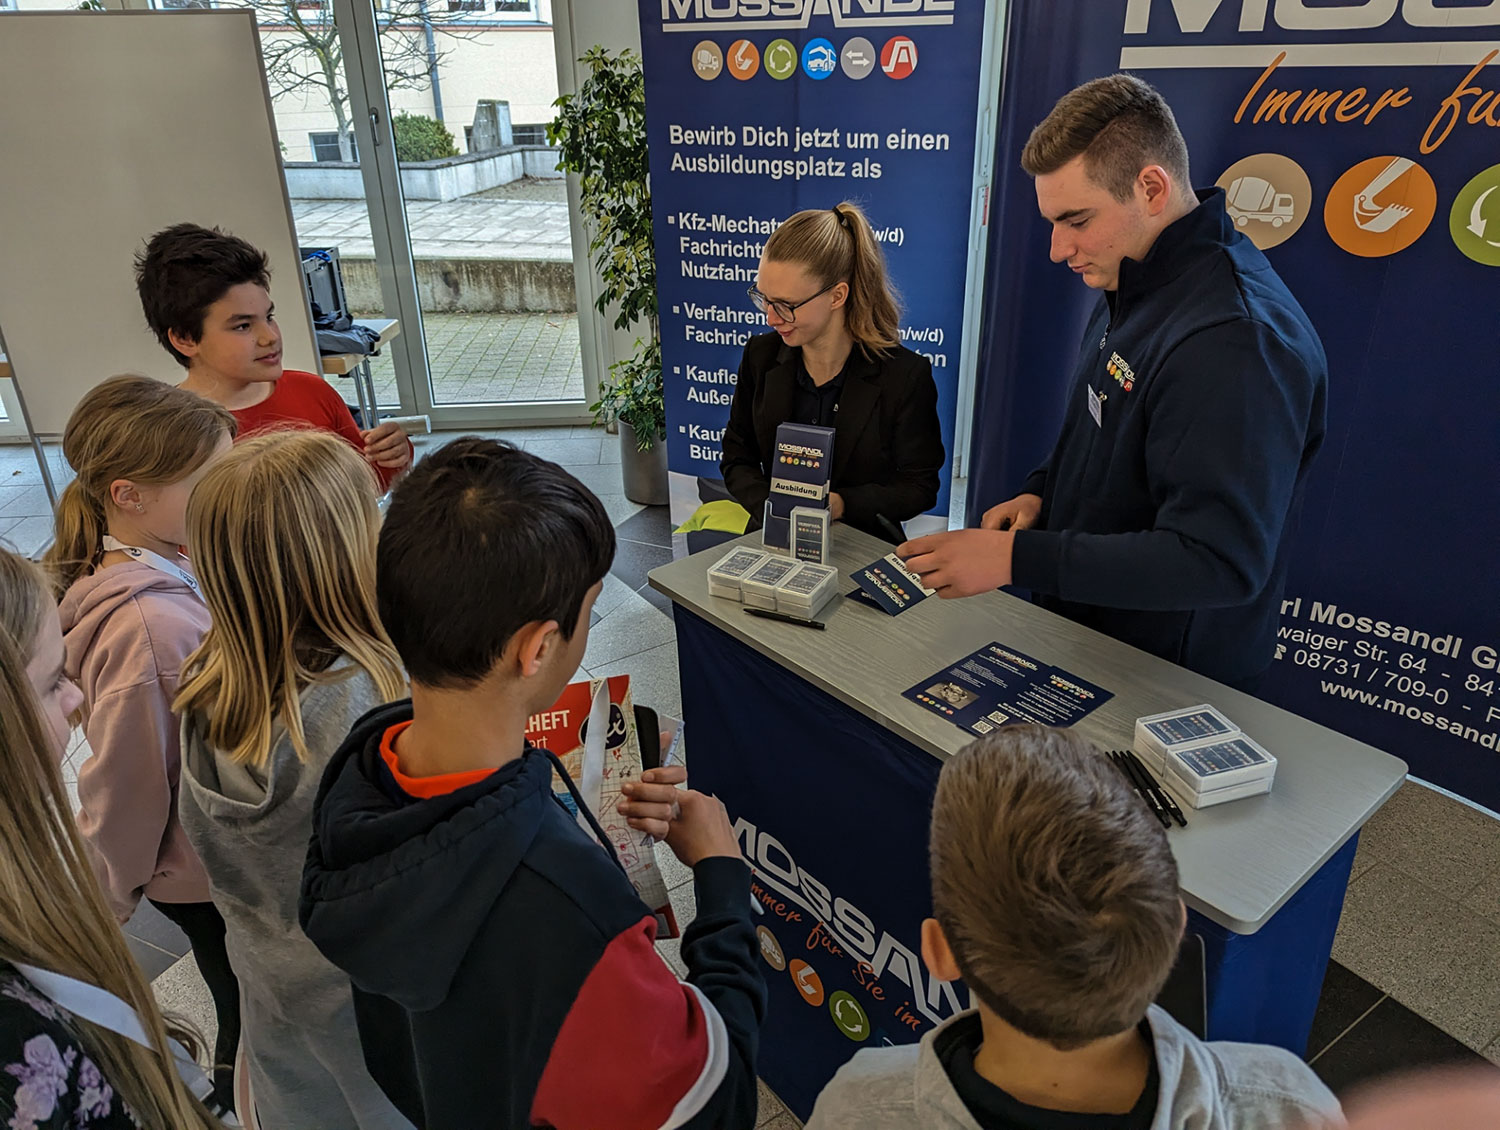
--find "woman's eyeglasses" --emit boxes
[747,282,836,323]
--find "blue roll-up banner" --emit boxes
[971,3,1500,809]
[639,0,992,539]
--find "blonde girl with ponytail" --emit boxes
[720,200,946,544]
[0,548,223,1128]
[43,375,242,1113]
[174,430,411,1130]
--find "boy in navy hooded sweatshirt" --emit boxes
[300,437,766,1129]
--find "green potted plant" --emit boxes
[548,46,667,505]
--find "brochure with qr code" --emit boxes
[904,642,1114,735]
[526,676,678,938]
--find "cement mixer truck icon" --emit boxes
[1226,177,1296,229]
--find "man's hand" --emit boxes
[362,421,412,470]
[617,764,688,841]
[829,492,845,521]
[664,790,741,868]
[898,529,1015,598]
[981,492,1041,532]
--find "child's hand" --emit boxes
[618,765,687,841]
[664,790,740,868]
[362,421,412,469]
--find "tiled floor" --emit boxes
[292,195,573,262]
[10,425,1500,1127]
[359,310,585,409]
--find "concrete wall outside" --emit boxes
[340,255,576,315]
[285,145,560,201]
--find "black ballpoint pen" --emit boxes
[745,607,826,630]
[1106,752,1156,814]
[1112,751,1171,828]
[1127,750,1188,827]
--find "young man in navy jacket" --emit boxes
[902,75,1327,692]
[299,438,766,1129]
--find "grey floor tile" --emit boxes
[558,461,630,498]
[125,900,191,958]
[592,572,636,622]
[150,953,218,1050]
[1350,831,1381,884]
[600,438,623,465]
[1355,781,1500,901]
[1333,862,1500,1051]
[669,877,697,933]
[3,515,53,558]
[616,506,674,550]
[127,935,179,982]
[581,591,676,670]
[596,492,646,527]
[611,536,673,594]
[1312,995,1490,1096]
[591,642,681,722]
[761,1115,803,1130]
[0,483,50,516]
[653,839,695,893]
[1461,867,1500,923]
[757,1079,790,1126]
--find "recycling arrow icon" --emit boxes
[1452,164,1500,267]
[1466,185,1500,246]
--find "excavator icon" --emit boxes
[1352,158,1416,234]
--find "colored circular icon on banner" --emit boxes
[764,38,798,81]
[828,991,871,1042]
[757,926,786,971]
[880,36,918,80]
[1215,154,1312,250]
[802,38,838,80]
[1450,163,1500,267]
[788,959,825,1006]
[691,41,722,81]
[726,39,759,81]
[841,37,876,79]
[1324,156,1437,258]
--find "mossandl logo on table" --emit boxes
[661,0,955,31]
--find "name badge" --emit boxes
[1087,385,1105,428]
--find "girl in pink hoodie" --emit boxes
[44,375,240,1113]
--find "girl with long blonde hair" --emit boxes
[43,374,241,1111]
[0,548,222,1128]
[175,429,410,1129]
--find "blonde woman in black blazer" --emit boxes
[719,201,945,543]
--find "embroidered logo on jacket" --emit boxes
[1106,351,1136,392]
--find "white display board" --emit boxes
[0,11,318,435]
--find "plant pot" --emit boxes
[618,420,669,506]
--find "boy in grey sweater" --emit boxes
[806,725,1342,1130]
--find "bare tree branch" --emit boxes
[223,0,483,160]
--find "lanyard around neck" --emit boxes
[100,535,201,599]
[13,962,215,1104]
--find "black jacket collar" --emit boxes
[1115,187,1234,307]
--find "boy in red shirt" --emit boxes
[134,223,411,490]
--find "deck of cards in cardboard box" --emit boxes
[707,547,839,618]
[1133,704,1277,809]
